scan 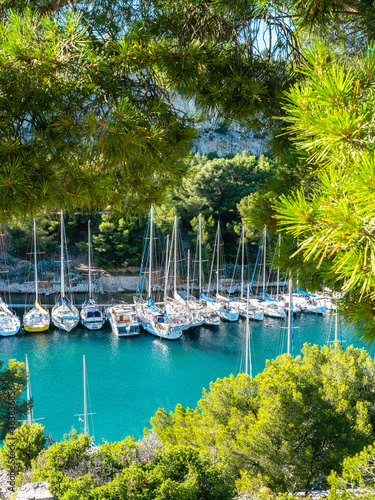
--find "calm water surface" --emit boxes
[0,296,371,443]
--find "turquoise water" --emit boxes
[0,300,371,444]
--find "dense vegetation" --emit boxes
[5,151,276,268]
[0,2,374,500]
[2,344,375,498]
[0,0,374,335]
[0,360,28,440]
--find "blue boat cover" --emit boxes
[163,310,170,318]
[262,290,278,302]
[296,286,315,297]
[199,293,216,303]
[147,297,159,312]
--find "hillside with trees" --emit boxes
[1,0,375,498]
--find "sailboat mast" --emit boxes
[33,219,38,303]
[83,355,88,435]
[174,215,177,295]
[187,249,190,307]
[164,235,169,305]
[263,226,266,293]
[334,311,338,348]
[276,233,281,300]
[26,355,32,425]
[88,221,92,299]
[216,222,220,295]
[60,210,65,299]
[199,214,202,297]
[148,206,153,298]
[245,285,249,376]
[241,225,245,301]
[287,278,292,355]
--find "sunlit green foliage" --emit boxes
[150,344,375,493]
[327,441,375,499]
[273,42,375,341]
[0,359,28,440]
[30,431,235,499]
[0,422,46,473]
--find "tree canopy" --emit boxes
[0,359,28,440]
[0,7,195,219]
[30,431,235,499]
[273,42,375,341]
[150,344,375,493]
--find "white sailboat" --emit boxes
[203,222,239,322]
[0,228,20,337]
[170,249,205,328]
[286,279,294,356]
[243,285,253,377]
[0,298,20,337]
[23,219,50,333]
[164,216,193,331]
[26,354,33,425]
[253,227,286,319]
[134,206,183,340]
[194,214,220,326]
[293,284,327,315]
[230,226,264,322]
[80,221,105,331]
[25,355,44,425]
[75,356,97,446]
[51,211,79,332]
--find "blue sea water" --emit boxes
[0,299,372,444]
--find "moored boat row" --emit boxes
[0,209,337,339]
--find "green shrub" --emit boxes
[0,422,46,473]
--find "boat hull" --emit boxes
[106,305,140,337]
[81,320,105,331]
[24,323,50,333]
[23,306,50,333]
[80,299,105,331]
[141,322,183,340]
[219,310,239,321]
[238,309,264,321]
[0,300,21,336]
[0,325,20,336]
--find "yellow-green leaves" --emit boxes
[150,344,375,493]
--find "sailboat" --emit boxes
[51,211,79,332]
[134,206,183,340]
[25,355,44,425]
[230,226,264,322]
[192,214,220,326]
[293,283,327,315]
[242,285,253,377]
[75,355,96,446]
[26,354,33,425]
[251,227,286,318]
[23,219,50,333]
[202,221,239,322]
[0,229,20,337]
[0,298,20,337]
[80,221,105,331]
[164,216,194,330]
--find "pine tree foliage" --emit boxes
[274,43,375,341]
[0,359,28,440]
[0,7,195,218]
[150,344,375,493]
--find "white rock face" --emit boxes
[15,482,57,500]
[192,130,268,157]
